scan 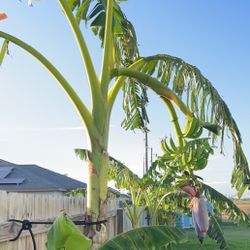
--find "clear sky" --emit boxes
[0,0,250,198]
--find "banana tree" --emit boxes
[120,188,145,229]
[1,0,249,243]
[0,0,191,228]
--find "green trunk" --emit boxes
[87,102,110,219]
[87,144,109,217]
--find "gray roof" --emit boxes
[0,159,86,192]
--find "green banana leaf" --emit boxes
[207,215,228,250]
[75,148,91,161]
[202,183,249,222]
[99,226,187,250]
[46,212,92,250]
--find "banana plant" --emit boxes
[120,188,145,229]
[143,187,171,226]
[1,0,250,243]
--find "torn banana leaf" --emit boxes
[46,212,91,250]
[202,183,249,222]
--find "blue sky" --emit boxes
[0,0,250,198]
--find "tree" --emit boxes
[1,0,249,244]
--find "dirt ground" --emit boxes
[221,200,250,220]
[236,203,250,215]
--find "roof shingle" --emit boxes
[0,159,86,192]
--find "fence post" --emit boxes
[0,191,8,223]
[116,209,123,234]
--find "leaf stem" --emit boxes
[112,68,193,118]
[59,0,100,105]
[100,0,113,95]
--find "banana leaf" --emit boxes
[46,212,91,250]
[99,226,187,250]
[202,183,249,222]
[207,214,228,250]
[75,148,91,161]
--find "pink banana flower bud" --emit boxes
[191,196,209,243]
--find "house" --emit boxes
[0,159,121,197]
[0,159,86,195]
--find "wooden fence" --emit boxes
[0,191,120,250]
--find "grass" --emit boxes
[172,222,250,250]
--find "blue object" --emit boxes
[176,213,194,229]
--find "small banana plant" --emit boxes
[120,188,146,229]
[143,188,171,225]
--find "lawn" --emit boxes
[173,222,250,250]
